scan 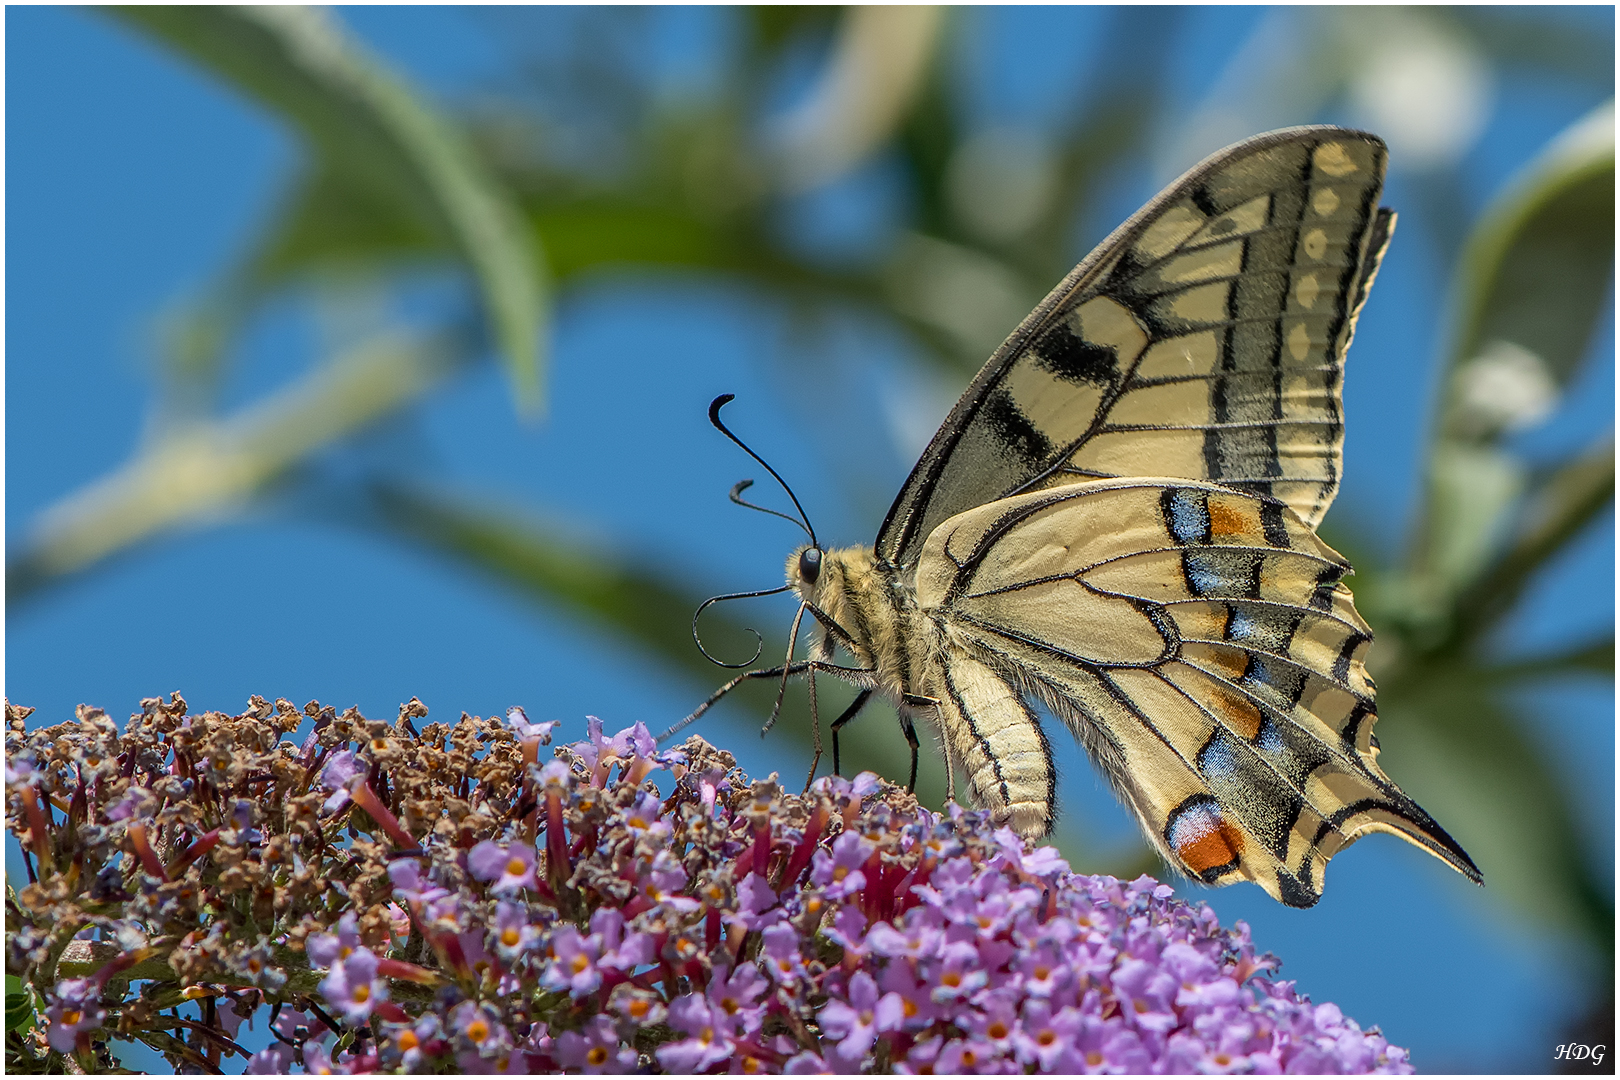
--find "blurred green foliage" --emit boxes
[10,3,1614,1052]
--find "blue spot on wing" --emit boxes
[1161,488,1210,545]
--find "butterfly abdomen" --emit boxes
[796,545,1058,838]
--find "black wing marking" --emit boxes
[876,127,1392,570]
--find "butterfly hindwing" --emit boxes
[914,478,1481,907]
[877,128,1393,571]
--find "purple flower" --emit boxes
[591,907,656,973]
[541,926,602,997]
[245,1043,296,1074]
[317,946,386,1026]
[319,749,362,813]
[818,969,884,1066]
[45,978,104,1052]
[638,849,699,912]
[1013,999,1086,1071]
[706,963,769,1033]
[622,790,671,840]
[725,872,784,932]
[784,1049,831,1073]
[389,857,450,906]
[555,1014,636,1072]
[468,840,538,895]
[876,963,937,1033]
[306,911,362,968]
[104,784,152,822]
[848,772,884,799]
[388,1014,443,1071]
[926,940,989,1004]
[1016,941,1072,1000]
[823,904,872,965]
[760,923,808,986]
[1114,955,1181,1035]
[506,707,557,744]
[655,995,734,1072]
[810,830,871,899]
[578,716,614,774]
[302,1041,338,1074]
[492,900,540,959]
[867,908,944,961]
[451,1000,511,1055]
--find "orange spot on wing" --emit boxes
[1211,686,1263,740]
[1177,817,1246,875]
[1208,500,1254,540]
[1208,644,1249,682]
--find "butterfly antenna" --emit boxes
[709,394,818,547]
[762,602,807,737]
[691,584,793,669]
[728,480,813,539]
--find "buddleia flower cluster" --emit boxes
[5,696,1412,1073]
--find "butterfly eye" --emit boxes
[798,547,822,585]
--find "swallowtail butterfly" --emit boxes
[685,127,1481,907]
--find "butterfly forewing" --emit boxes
[877,129,1393,571]
[915,478,1480,907]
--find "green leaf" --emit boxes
[5,974,35,1033]
[1453,435,1615,643]
[1487,635,1614,683]
[1409,105,1614,610]
[109,6,549,412]
[1444,103,1614,430]
[8,332,465,603]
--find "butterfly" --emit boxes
[682,127,1481,908]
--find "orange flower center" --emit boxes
[467,1019,490,1042]
[587,1047,609,1065]
[506,858,527,877]
[502,928,521,947]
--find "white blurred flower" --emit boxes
[1348,22,1494,171]
[1453,340,1559,434]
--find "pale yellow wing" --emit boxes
[916,478,1480,907]
[878,128,1392,570]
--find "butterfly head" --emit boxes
[796,545,822,587]
[786,543,831,611]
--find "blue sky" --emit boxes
[7,7,1613,1073]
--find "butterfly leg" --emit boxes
[660,661,811,743]
[899,694,937,794]
[802,665,822,793]
[827,689,874,779]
